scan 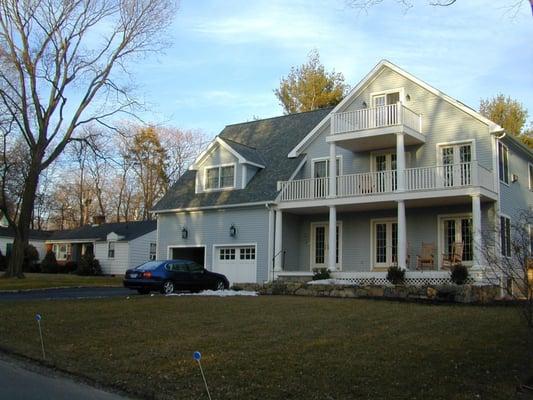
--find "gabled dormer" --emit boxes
[190,136,265,193]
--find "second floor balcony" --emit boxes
[328,103,424,152]
[278,162,496,203]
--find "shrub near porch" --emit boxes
[0,296,527,400]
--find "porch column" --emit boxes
[268,207,275,281]
[396,132,406,192]
[328,205,337,271]
[471,194,482,270]
[329,142,337,197]
[397,200,407,270]
[274,210,283,271]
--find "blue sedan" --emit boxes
[123,259,229,295]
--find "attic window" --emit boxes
[205,165,235,190]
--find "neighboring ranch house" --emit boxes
[153,60,533,285]
[46,220,157,275]
[0,227,52,261]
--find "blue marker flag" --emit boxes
[35,314,42,321]
[193,351,201,361]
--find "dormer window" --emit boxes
[205,165,235,190]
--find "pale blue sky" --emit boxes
[130,0,533,137]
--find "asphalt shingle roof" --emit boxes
[222,138,266,166]
[0,227,53,240]
[48,220,156,242]
[153,107,332,211]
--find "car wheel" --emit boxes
[161,281,174,295]
[137,289,150,295]
[214,280,226,291]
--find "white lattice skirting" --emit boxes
[275,271,477,286]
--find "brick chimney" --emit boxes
[92,215,106,226]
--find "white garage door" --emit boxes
[213,245,257,284]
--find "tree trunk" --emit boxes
[3,155,42,279]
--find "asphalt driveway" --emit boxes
[0,287,132,301]
[0,357,129,399]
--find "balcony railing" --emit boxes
[331,103,422,135]
[278,162,494,202]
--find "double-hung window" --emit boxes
[108,242,115,259]
[149,243,157,261]
[500,216,511,257]
[498,142,509,184]
[205,165,235,190]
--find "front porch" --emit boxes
[271,201,496,284]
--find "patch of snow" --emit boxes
[306,279,349,285]
[166,289,258,297]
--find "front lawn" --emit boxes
[0,273,123,291]
[0,296,528,399]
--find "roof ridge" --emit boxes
[223,107,334,128]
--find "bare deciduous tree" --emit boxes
[0,0,178,278]
[481,209,533,327]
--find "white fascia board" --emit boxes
[190,137,265,170]
[151,201,275,214]
[288,59,503,158]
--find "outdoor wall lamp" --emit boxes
[181,227,188,239]
[229,224,237,237]
[362,101,367,108]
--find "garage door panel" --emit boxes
[213,246,257,284]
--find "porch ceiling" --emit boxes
[281,194,495,215]
[327,127,424,152]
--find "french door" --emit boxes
[373,153,397,192]
[440,143,472,187]
[310,222,342,270]
[372,92,400,127]
[440,216,473,267]
[372,220,398,269]
[313,158,340,198]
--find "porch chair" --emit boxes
[441,242,464,270]
[416,242,435,270]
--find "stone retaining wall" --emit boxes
[233,282,501,304]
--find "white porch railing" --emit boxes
[331,103,422,135]
[278,162,494,202]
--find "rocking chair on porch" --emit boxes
[416,242,435,270]
[441,242,464,270]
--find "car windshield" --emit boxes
[135,261,163,271]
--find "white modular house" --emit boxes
[153,60,533,285]
[46,220,157,275]
[0,227,51,261]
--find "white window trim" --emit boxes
[529,224,532,256]
[370,218,398,271]
[203,163,237,191]
[435,139,477,166]
[149,242,157,261]
[369,87,406,104]
[309,221,343,271]
[437,213,474,269]
[527,162,533,192]
[310,155,343,178]
[499,213,512,258]
[370,150,397,172]
[107,241,116,259]
[498,142,510,186]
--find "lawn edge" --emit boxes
[0,284,123,293]
[0,345,142,399]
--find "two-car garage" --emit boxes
[169,245,257,285]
